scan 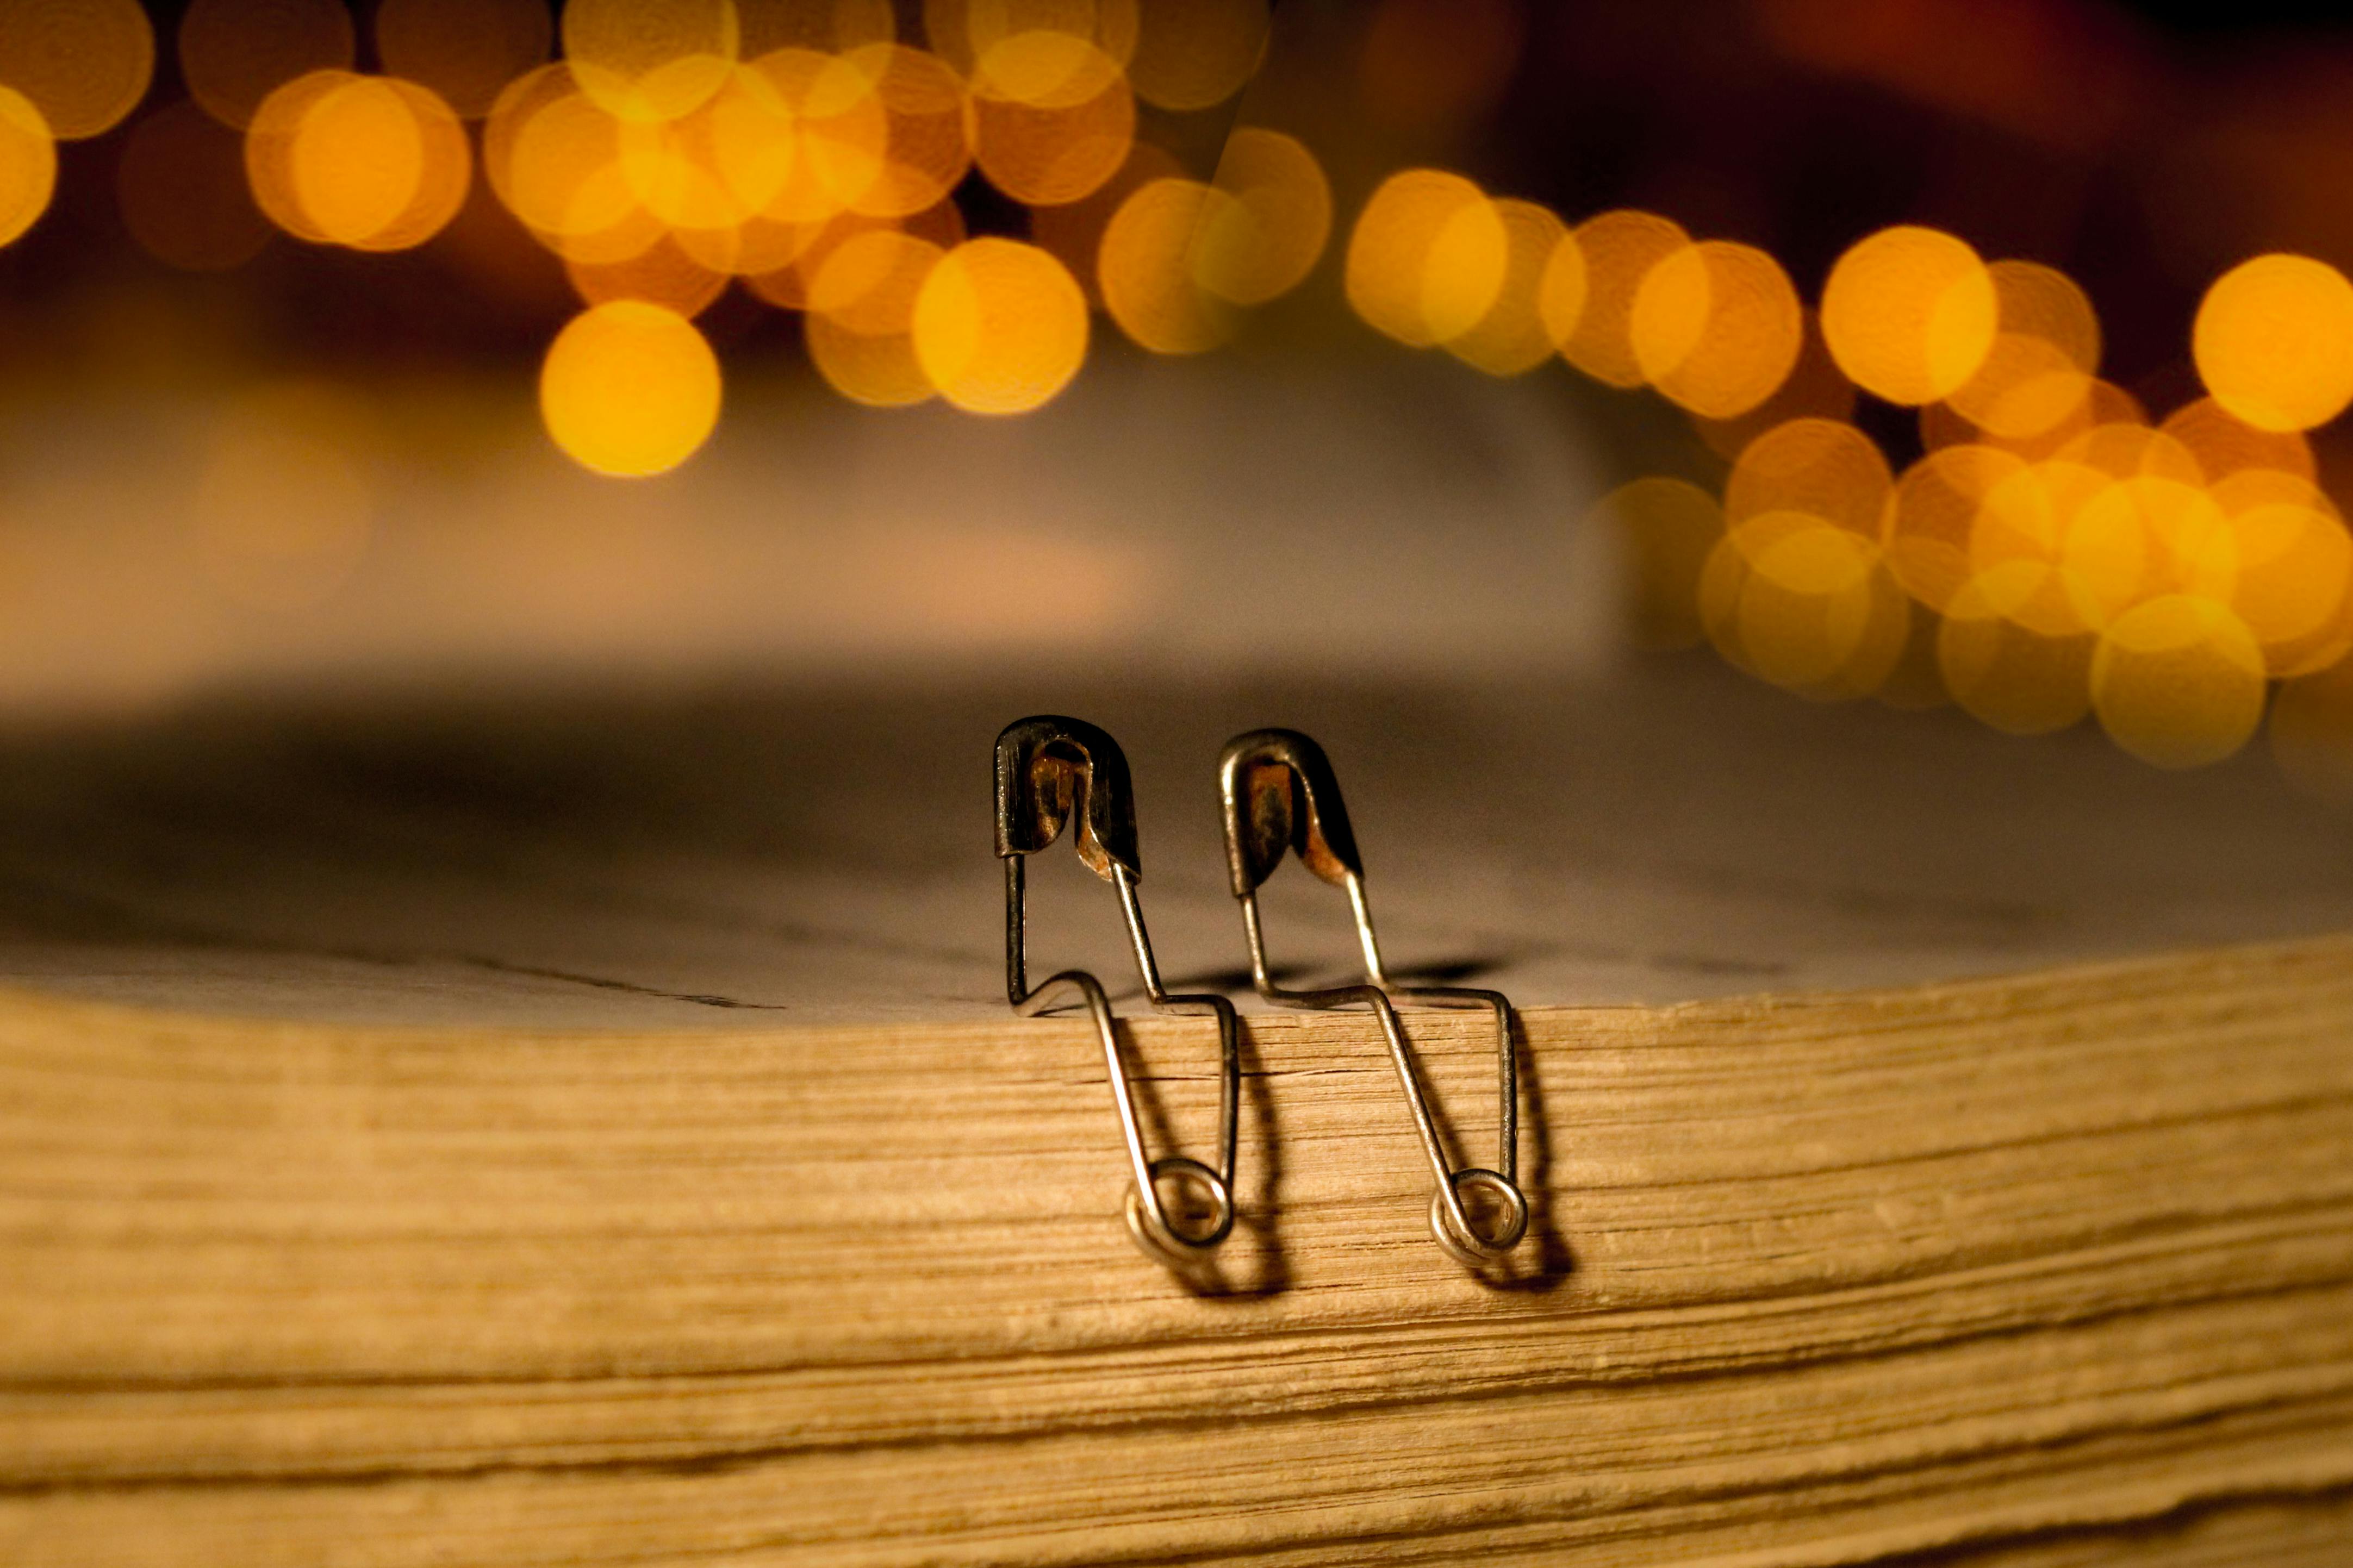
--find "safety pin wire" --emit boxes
[1215,726,1526,1268]
[1345,872,1518,1195]
[1114,863,1241,1194]
[1006,854,1238,1265]
[1239,880,1525,1266]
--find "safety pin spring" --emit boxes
[996,715,1240,1269]
[1216,727,1527,1267]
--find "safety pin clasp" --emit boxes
[996,716,1240,1269]
[1217,728,1527,1267]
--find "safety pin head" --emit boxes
[1216,728,1364,898]
[1216,726,1529,1267]
[995,715,1142,882]
[995,716,1241,1271]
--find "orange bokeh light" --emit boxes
[1821,224,1997,405]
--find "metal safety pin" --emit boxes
[1217,728,1527,1267]
[995,715,1241,1268]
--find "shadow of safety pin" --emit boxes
[995,715,1241,1269]
[1217,728,1527,1268]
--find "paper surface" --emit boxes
[0,660,2343,1027]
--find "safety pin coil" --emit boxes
[1217,728,1527,1266]
[996,715,1240,1267]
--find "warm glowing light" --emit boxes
[1125,0,1268,110]
[806,227,942,406]
[1985,259,2100,368]
[0,0,152,140]
[1821,225,1997,405]
[1028,141,1179,304]
[913,237,1089,415]
[2063,476,2234,629]
[1536,228,1586,360]
[746,201,963,309]
[1344,169,1506,349]
[2159,397,2315,485]
[1690,310,1855,461]
[738,0,895,55]
[562,0,739,123]
[118,100,270,270]
[1929,376,2144,463]
[179,0,354,130]
[1726,417,1892,540]
[2194,253,2353,434]
[540,300,723,477]
[1193,127,1329,307]
[286,76,470,251]
[615,102,748,234]
[245,70,348,243]
[374,0,551,120]
[1629,240,1803,420]
[1945,334,2090,442]
[1553,209,1688,389]
[0,84,52,247]
[2052,422,2201,486]
[2089,595,2265,767]
[967,32,1134,207]
[1592,477,1722,651]
[1937,562,2095,734]
[1099,178,1232,355]
[1888,444,2026,612]
[921,0,1139,76]
[679,208,802,277]
[837,43,967,218]
[728,49,890,223]
[1447,198,1569,377]
[485,68,647,252]
[565,232,729,316]
[1708,514,1906,699]
[2210,469,2353,676]
[1968,459,2102,580]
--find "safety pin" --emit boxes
[1217,728,1527,1266]
[996,715,1240,1268]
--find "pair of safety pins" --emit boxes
[995,715,1527,1275]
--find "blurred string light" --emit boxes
[540,298,721,476]
[107,0,1305,474]
[1526,193,2353,772]
[0,0,151,140]
[6,0,2353,786]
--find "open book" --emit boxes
[7,664,2353,1564]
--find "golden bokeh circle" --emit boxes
[1126,0,1267,111]
[967,31,1134,208]
[1726,417,1892,540]
[1554,209,1686,389]
[913,236,1089,415]
[1820,225,1998,405]
[1343,168,1505,349]
[2090,595,2266,767]
[1447,198,1568,377]
[179,0,354,130]
[1193,127,1329,307]
[0,0,152,140]
[1628,239,1803,420]
[806,227,944,407]
[540,300,723,477]
[1937,563,2096,735]
[2193,253,2353,434]
[1099,177,1234,355]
